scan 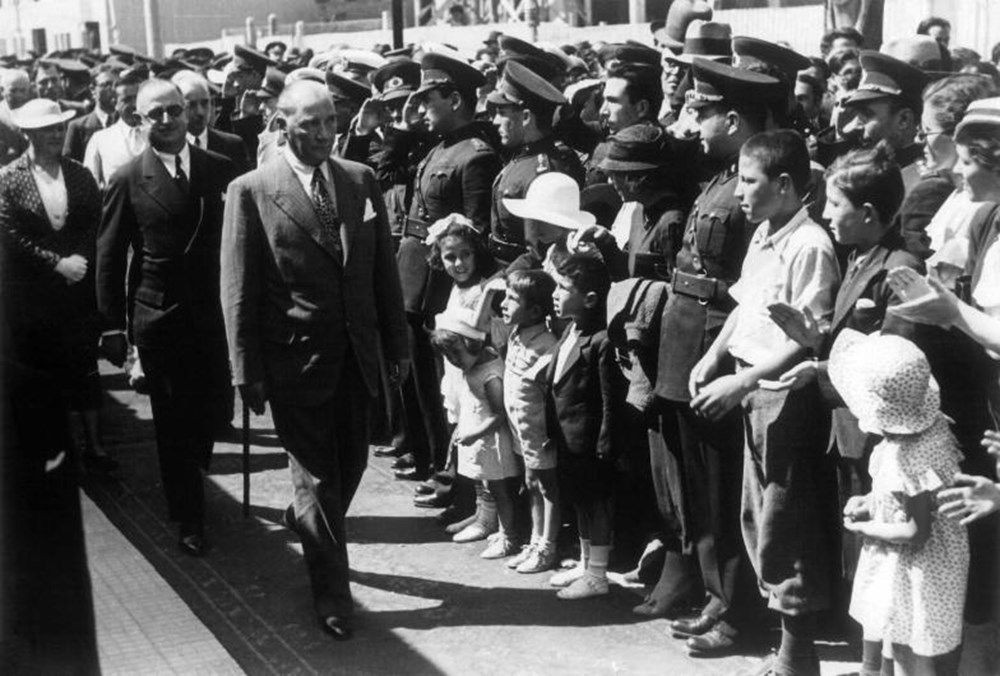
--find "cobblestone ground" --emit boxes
[82,364,857,675]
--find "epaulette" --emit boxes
[535,153,550,174]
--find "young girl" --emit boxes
[430,308,521,559]
[426,215,504,540]
[829,329,968,676]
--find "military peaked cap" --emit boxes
[846,51,929,110]
[686,57,783,109]
[486,59,566,110]
[415,51,485,95]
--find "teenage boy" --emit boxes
[500,269,560,573]
[690,130,840,675]
[545,255,624,599]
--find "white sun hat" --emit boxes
[12,98,75,130]
[503,172,597,231]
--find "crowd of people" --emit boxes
[4,0,1000,674]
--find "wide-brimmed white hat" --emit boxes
[434,307,486,342]
[828,329,941,436]
[503,172,596,231]
[12,98,75,130]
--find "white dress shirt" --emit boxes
[283,144,334,201]
[31,162,68,231]
[187,129,208,149]
[94,107,111,129]
[153,142,191,180]
[83,119,148,187]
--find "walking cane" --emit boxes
[242,401,250,518]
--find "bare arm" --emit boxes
[456,376,506,444]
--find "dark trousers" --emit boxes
[399,312,449,472]
[139,345,223,525]
[740,384,839,615]
[649,398,752,620]
[269,352,372,619]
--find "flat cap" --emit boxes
[845,51,929,109]
[415,51,484,95]
[598,124,667,172]
[326,70,373,102]
[371,59,420,102]
[685,57,783,109]
[732,36,810,84]
[486,59,566,109]
[234,44,277,74]
[598,42,661,69]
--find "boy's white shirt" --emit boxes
[726,206,840,366]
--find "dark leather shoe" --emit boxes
[414,492,452,509]
[685,621,738,656]
[178,524,206,557]
[436,504,471,525]
[319,615,353,641]
[671,614,718,637]
[395,467,428,481]
[374,446,406,458]
[391,453,416,470]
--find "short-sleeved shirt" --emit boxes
[727,207,839,366]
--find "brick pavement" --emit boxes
[82,365,857,675]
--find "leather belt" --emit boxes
[671,270,730,305]
[402,216,431,240]
[488,234,527,263]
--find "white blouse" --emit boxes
[32,163,68,230]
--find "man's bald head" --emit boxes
[278,80,338,166]
[0,68,30,109]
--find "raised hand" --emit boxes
[767,302,824,353]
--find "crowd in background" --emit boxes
[5,1,1000,674]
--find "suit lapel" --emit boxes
[328,158,358,266]
[832,245,890,331]
[181,145,210,253]
[138,147,188,217]
[270,157,342,264]
[554,329,588,388]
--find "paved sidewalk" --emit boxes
[82,365,858,675]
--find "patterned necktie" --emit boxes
[175,155,189,194]
[311,167,343,261]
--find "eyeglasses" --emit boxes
[917,128,952,143]
[143,104,185,121]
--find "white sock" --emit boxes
[588,545,611,580]
[579,538,591,569]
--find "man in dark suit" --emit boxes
[96,79,236,557]
[63,68,118,162]
[220,80,408,640]
[172,70,251,176]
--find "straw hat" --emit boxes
[503,172,597,231]
[827,329,941,435]
[11,98,75,130]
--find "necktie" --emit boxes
[175,155,189,194]
[311,167,343,261]
[194,136,201,148]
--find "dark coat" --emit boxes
[0,154,101,376]
[63,110,108,163]
[220,154,408,405]
[207,127,251,176]
[96,145,235,352]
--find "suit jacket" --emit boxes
[544,324,623,460]
[63,110,108,163]
[96,145,235,352]
[207,127,251,176]
[0,154,101,357]
[220,153,408,405]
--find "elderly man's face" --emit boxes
[35,68,64,101]
[2,74,31,109]
[178,79,213,136]
[283,91,337,165]
[139,85,189,153]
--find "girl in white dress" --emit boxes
[829,329,968,676]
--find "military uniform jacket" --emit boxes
[490,136,584,259]
[397,121,500,315]
[655,160,754,401]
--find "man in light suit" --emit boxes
[220,80,408,640]
[96,79,236,557]
[63,68,118,162]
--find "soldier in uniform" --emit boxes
[647,59,784,654]
[394,52,501,481]
[487,60,585,267]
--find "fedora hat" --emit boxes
[671,20,733,64]
[598,124,666,172]
[656,0,714,52]
[503,172,597,231]
[12,98,75,130]
[828,329,941,435]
